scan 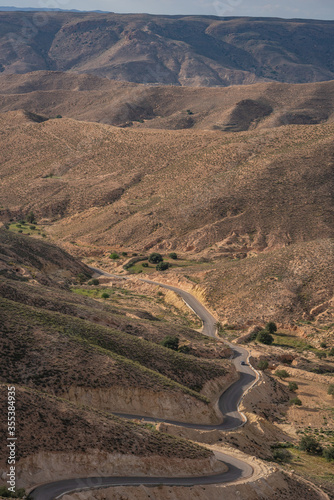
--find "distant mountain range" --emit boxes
[0,12,334,86]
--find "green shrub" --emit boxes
[169,252,178,260]
[161,336,179,351]
[77,273,88,284]
[323,446,334,461]
[316,351,326,359]
[257,359,269,370]
[289,397,302,406]
[257,330,274,345]
[156,261,170,271]
[328,384,334,397]
[186,109,193,115]
[272,448,292,462]
[320,342,327,348]
[148,252,163,264]
[88,279,100,286]
[275,369,290,379]
[265,321,277,334]
[299,435,323,455]
[109,252,120,260]
[121,252,128,256]
[56,114,62,118]
[328,348,334,357]
[29,225,36,230]
[142,263,149,268]
[179,345,191,354]
[288,381,298,392]
[101,292,110,299]
[18,229,23,233]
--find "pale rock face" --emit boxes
[16,451,226,489]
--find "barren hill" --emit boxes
[1,13,334,87]
[1,71,334,130]
[0,111,332,255]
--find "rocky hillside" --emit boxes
[1,71,334,130]
[0,111,332,255]
[1,13,334,86]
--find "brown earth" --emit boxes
[1,13,334,87]
[1,71,334,130]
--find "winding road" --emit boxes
[28,268,258,500]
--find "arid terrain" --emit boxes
[1,13,334,87]
[0,14,333,499]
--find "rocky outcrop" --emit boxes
[61,386,221,425]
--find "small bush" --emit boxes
[77,273,88,284]
[142,263,149,268]
[18,229,23,233]
[56,114,62,118]
[320,342,327,348]
[328,348,334,357]
[169,252,178,260]
[316,351,326,359]
[156,261,170,271]
[101,292,110,299]
[178,345,191,354]
[289,397,302,406]
[186,109,193,115]
[272,448,292,462]
[161,336,179,351]
[257,359,269,370]
[88,279,100,286]
[257,330,274,345]
[323,446,334,461]
[109,252,120,260]
[148,252,163,264]
[29,225,36,230]
[288,381,298,392]
[275,369,290,379]
[121,252,128,256]
[299,435,323,455]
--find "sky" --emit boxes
[2,0,334,20]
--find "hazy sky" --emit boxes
[3,0,334,20]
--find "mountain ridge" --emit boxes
[1,13,334,87]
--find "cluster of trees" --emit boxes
[148,252,177,271]
[256,322,277,345]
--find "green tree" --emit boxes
[299,435,323,455]
[275,369,290,379]
[288,381,298,392]
[88,278,99,286]
[265,321,277,334]
[257,330,274,345]
[169,252,178,260]
[161,336,179,351]
[26,211,36,223]
[257,359,269,370]
[148,252,163,264]
[101,292,110,299]
[156,261,169,271]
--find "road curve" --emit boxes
[28,268,258,500]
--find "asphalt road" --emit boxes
[28,268,257,500]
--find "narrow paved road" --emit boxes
[28,268,258,500]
